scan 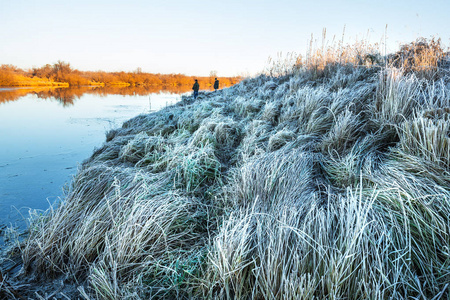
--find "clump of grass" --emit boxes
[214,119,241,150]
[87,135,135,164]
[233,96,265,118]
[302,29,382,80]
[321,133,384,188]
[119,132,165,164]
[319,109,363,153]
[374,68,422,124]
[397,117,450,168]
[237,120,273,159]
[389,37,447,80]
[267,129,295,151]
[172,143,222,193]
[261,101,281,125]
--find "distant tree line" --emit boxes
[0,61,241,88]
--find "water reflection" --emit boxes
[0,85,205,106]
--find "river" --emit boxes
[0,87,184,232]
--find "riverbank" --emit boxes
[2,39,450,299]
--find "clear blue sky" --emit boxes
[1,0,449,76]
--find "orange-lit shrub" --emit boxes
[388,38,446,79]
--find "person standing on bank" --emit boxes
[192,79,199,99]
[214,78,219,92]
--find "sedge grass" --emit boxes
[15,38,450,299]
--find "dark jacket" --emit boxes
[192,82,199,91]
[214,79,219,89]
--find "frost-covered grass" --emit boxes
[17,40,450,299]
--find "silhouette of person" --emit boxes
[192,79,199,99]
[214,78,219,91]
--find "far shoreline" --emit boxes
[0,61,242,91]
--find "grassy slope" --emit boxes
[18,57,450,299]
